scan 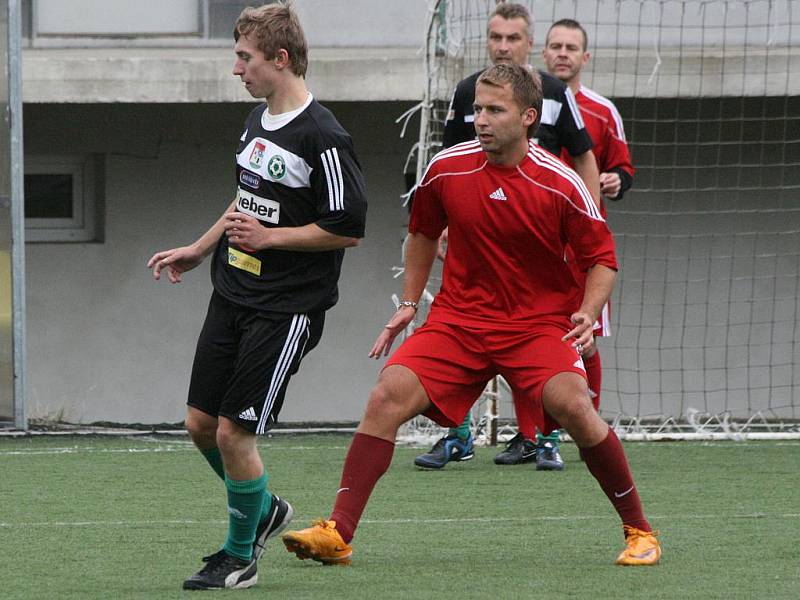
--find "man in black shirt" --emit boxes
[148,3,366,591]
[415,2,600,471]
[443,4,599,187]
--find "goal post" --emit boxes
[399,0,800,443]
[0,0,26,431]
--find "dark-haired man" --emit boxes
[542,17,636,446]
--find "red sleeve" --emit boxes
[562,187,618,273]
[408,163,448,240]
[602,125,635,178]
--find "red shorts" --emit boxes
[385,319,587,436]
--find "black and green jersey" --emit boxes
[211,94,367,314]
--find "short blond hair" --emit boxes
[477,63,542,135]
[234,2,308,77]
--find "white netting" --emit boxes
[399,0,800,443]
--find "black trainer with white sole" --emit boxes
[253,495,294,560]
[493,432,538,465]
[182,549,257,590]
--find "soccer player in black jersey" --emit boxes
[148,2,367,591]
[414,2,601,471]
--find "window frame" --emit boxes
[24,155,98,243]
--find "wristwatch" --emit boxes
[397,300,419,311]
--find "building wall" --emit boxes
[21,96,800,426]
[23,101,416,424]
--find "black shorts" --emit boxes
[187,291,324,434]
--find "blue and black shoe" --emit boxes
[413,433,475,469]
[535,441,565,471]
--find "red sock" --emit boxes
[329,432,394,543]
[511,394,538,440]
[583,350,602,412]
[579,429,651,531]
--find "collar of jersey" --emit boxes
[262,93,313,131]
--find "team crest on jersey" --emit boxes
[267,155,286,180]
[249,141,266,169]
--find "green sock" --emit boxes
[202,447,273,522]
[450,412,472,441]
[537,429,561,446]
[223,473,267,561]
[200,447,226,480]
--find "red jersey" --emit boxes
[560,86,634,217]
[410,140,617,330]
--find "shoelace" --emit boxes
[430,438,448,452]
[201,549,227,563]
[310,518,334,530]
[623,525,659,541]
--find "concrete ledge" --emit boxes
[21,45,799,103]
[22,46,425,103]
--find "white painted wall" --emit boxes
[23,102,416,425]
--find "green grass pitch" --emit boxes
[1,434,798,599]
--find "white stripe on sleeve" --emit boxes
[321,150,337,212]
[331,148,345,211]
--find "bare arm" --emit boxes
[222,213,360,252]
[369,232,439,358]
[571,150,601,202]
[562,264,616,351]
[147,199,237,283]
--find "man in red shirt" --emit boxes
[544,19,635,208]
[526,17,637,460]
[282,64,661,567]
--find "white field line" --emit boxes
[1,440,799,457]
[1,513,798,529]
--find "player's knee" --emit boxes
[364,381,406,423]
[185,409,217,445]
[366,382,395,413]
[215,419,255,456]
[542,374,594,425]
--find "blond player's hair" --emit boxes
[477,63,543,135]
[234,2,308,77]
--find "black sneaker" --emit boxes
[413,433,475,469]
[494,432,538,465]
[253,495,294,560]
[182,549,257,590]
[535,441,565,471]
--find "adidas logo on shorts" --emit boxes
[239,407,258,421]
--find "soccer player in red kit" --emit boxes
[536,18,637,440]
[283,64,661,567]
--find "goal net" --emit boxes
[399,0,800,443]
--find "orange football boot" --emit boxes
[282,519,353,566]
[615,525,661,566]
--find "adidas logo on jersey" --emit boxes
[239,407,258,421]
[489,187,507,201]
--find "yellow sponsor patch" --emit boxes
[228,247,261,276]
